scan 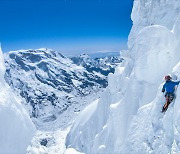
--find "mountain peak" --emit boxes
[4,50,121,123]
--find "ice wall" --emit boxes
[66,0,180,153]
[0,46,36,154]
[120,62,180,153]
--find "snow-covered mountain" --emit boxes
[71,53,121,76]
[0,46,35,154]
[66,0,180,153]
[4,48,122,127]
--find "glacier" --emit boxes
[0,46,36,154]
[66,0,180,153]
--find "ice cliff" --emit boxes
[0,46,35,154]
[66,0,180,153]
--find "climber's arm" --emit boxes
[173,81,180,86]
[162,84,165,93]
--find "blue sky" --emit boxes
[0,0,133,55]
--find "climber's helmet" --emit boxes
[164,75,172,81]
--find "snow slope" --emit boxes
[66,0,180,153]
[0,46,35,154]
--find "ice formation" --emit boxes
[0,46,36,154]
[66,0,180,153]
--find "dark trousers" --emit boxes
[162,92,174,112]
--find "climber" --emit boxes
[162,75,180,112]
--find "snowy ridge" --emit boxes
[66,0,180,153]
[0,46,35,154]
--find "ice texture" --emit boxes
[66,0,180,153]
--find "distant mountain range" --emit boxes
[4,48,122,124]
[88,51,120,58]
